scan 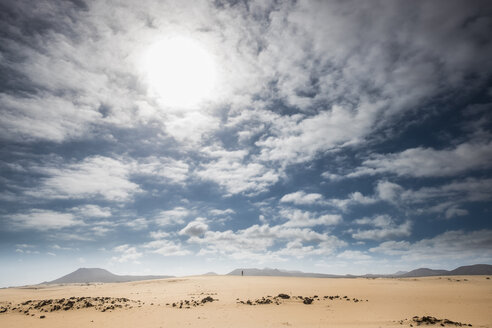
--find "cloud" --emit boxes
[336,250,371,261]
[111,244,143,263]
[370,229,492,263]
[142,239,190,256]
[26,156,140,201]
[149,230,171,239]
[375,181,404,203]
[179,217,208,237]
[444,207,469,219]
[327,191,378,211]
[400,178,492,204]
[8,209,83,230]
[373,178,492,218]
[91,226,111,236]
[280,209,342,228]
[280,191,323,205]
[154,207,190,226]
[165,112,220,145]
[188,223,346,259]
[0,92,101,142]
[133,156,189,184]
[352,215,411,240]
[209,208,235,216]
[256,106,376,164]
[70,205,112,218]
[124,218,149,230]
[323,178,492,219]
[195,148,280,195]
[350,141,492,178]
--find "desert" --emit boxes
[1,275,491,328]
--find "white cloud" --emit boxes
[149,230,171,239]
[142,239,190,256]
[196,149,280,195]
[8,209,83,230]
[26,156,140,201]
[51,244,73,251]
[111,244,143,263]
[352,215,411,240]
[354,215,393,228]
[179,217,209,237]
[154,207,190,226]
[336,250,371,261]
[70,205,112,218]
[370,229,492,263]
[326,178,491,219]
[326,191,378,212]
[280,191,323,205]
[256,106,376,164]
[133,156,189,184]
[280,209,341,227]
[350,141,492,178]
[444,207,469,219]
[125,218,149,230]
[165,112,220,145]
[400,178,492,204]
[91,226,111,236]
[376,181,404,203]
[209,208,235,216]
[15,248,39,255]
[188,223,346,259]
[0,92,101,142]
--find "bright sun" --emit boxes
[141,37,217,108]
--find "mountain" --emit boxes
[393,271,409,276]
[399,268,449,277]
[46,268,173,284]
[227,264,492,279]
[227,268,342,278]
[448,264,492,275]
[399,264,492,277]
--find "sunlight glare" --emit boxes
[142,37,217,108]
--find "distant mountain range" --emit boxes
[398,264,492,277]
[42,264,492,285]
[228,268,341,278]
[227,264,492,278]
[45,268,172,284]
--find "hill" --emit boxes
[227,268,342,278]
[227,264,492,278]
[399,268,449,277]
[448,264,492,275]
[46,268,172,284]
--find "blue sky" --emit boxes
[1,0,492,287]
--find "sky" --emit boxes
[1,0,492,287]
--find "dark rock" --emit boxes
[303,297,313,305]
[201,296,214,304]
[277,294,290,299]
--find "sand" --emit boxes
[0,275,491,328]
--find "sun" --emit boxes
[141,37,217,108]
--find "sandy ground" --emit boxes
[0,275,491,328]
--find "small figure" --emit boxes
[241,270,244,276]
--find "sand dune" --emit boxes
[1,275,491,328]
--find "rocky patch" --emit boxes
[237,294,368,306]
[168,295,218,309]
[397,316,472,327]
[0,297,139,316]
